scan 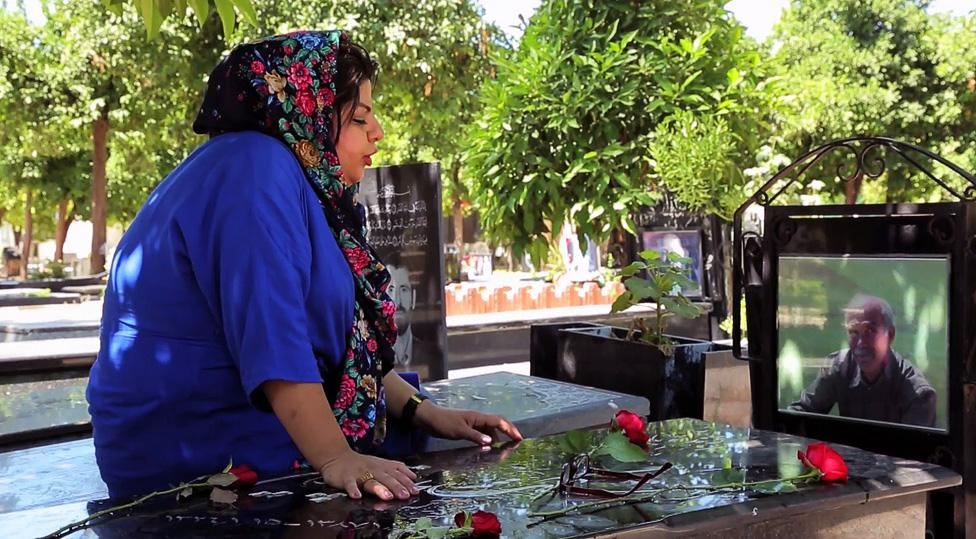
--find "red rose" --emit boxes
[797,442,848,482]
[335,375,356,408]
[287,62,312,90]
[250,60,265,74]
[454,510,501,537]
[316,87,335,109]
[343,247,371,274]
[325,150,339,166]
[366,338,378,353]
[340,417,370,439]
[295,90,316,116]
[614,410,650,448]
[381,300,396,317]
[228,464,258,487]
[283,45,293,55]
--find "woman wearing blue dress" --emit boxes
[86,30,521,502]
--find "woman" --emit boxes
[86,30,521,502]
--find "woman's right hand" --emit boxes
[317,449,419,501]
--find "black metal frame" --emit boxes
[632,191,730,325]
[730,136,976,537]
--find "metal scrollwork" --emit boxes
[734,137,976,215]
[927,215,956,246]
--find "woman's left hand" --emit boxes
[415,403,523,446]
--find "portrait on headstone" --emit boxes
[359,163,448,381]
[639,229,704,296]
[777,256,948,430]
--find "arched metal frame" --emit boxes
[732,136,976,357]
[729,136,976,537]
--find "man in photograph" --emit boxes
[387,263,416,367]
[789,294,937,427]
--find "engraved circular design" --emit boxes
[926,215,956,246]
[773,218,797,245]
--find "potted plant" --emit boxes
[556,249,713,420]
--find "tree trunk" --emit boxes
[450,164,464,281]
[844,172,863,205]
[91,112,109,274]
[20,189,33,279]
[55,197,73,262]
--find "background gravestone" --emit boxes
[633,191,728,340]
[360,163,448,381]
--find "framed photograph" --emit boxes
[639,230,704,297]
[777,255,949,431]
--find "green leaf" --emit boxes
[665,251,692,265]
[213,0,235,38]
[135,0,163,39]
[177,486,194,500]
[558,430,596,454]
[209,487,238,505]
[711,468,746,486]
[206,472,239,487]
[625,276,660,298]
[722,456,733,469]
[602,431,649,462]
[101,0,124,16]
[753,481,798,494]
[639,249,662,262]
[188,0,209,27]
[610,291,634,314]
[618,261,644,277]
[727,67,742,86]
[426,527,449,539]
[414,517,432,531]
[229,0,257,27]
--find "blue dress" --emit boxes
[87,131,356,499]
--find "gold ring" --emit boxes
[356,471,375,487]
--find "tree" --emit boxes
[103,0,256,39]
[34,0,226,272]
[245,1,508,265]
[463,0,772,263]
[765,0,976,204]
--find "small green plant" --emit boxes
[610,250,704,352]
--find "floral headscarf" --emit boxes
[193,31,398,452]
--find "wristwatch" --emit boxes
[401,392,429,426]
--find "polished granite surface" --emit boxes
[0,373,649,513]
[1,418,960,539]
[423,372,650,451]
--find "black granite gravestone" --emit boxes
[360,163,447,381]
[3,419,958,539]
[731,136,976,537]
[633,191,726,340]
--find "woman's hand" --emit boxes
[415,403,523,446]
[317,449,419,501]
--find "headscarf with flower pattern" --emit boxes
[193,31,398,452]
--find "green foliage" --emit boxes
[464,0,772,263]
[244,1,509,215]
[611,249,704,350]
[557,430,596,454]
[592,431,649,463]
[101,0,256,39]
[764,0,976,203]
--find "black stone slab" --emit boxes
[1,419,959,539]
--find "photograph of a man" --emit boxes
[387,264,415,366]
[789,294,937,427]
